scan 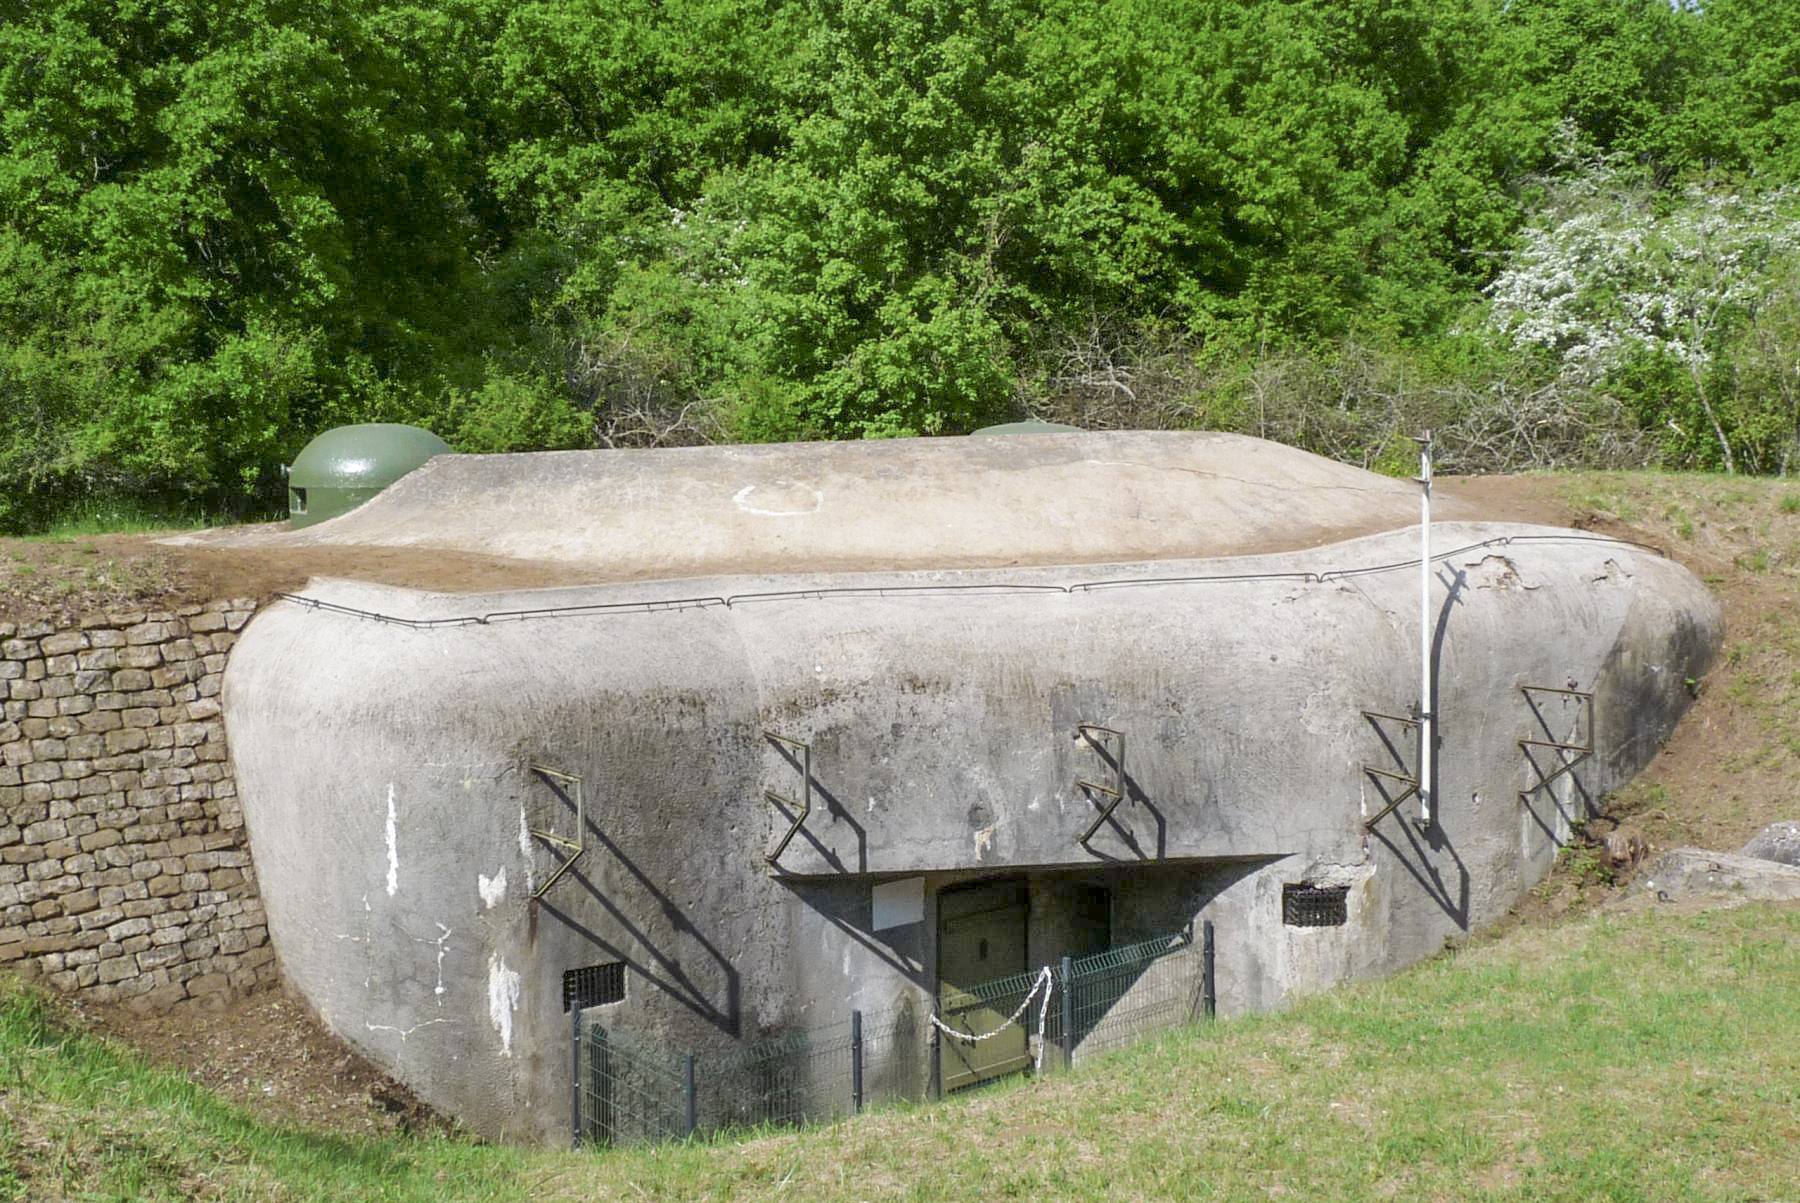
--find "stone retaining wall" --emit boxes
[0,601,271,1009]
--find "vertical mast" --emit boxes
[1418,431,1434,830]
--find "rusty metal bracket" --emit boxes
[1518,685,1594,802]
[1075,724,1126,844]
[763,731,812,865]
[1361,709,1420,830]
[528,764,586,900]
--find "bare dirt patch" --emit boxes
[70,985,447,1139]
[0,526,608,625]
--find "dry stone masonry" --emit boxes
[0,601,271,1009]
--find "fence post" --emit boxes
[1202,919,1216,1019]
[1060,955,1075,1070]
[850,1009,865,1114]
[683,1053,698,1137]
[928,1004,942,1100]
[570,1005,583,1149]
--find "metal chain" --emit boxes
[930,965,1057,1072]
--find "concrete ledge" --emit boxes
[1635,849,1800,903]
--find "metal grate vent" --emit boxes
[1282,884,1349,928]
[564,962,626,1011]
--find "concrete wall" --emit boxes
[225,521,1719,1143]
[0,602,275,1007]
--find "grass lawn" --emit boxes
[5,899,1799,1201]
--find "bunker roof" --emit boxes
[183,431,1480,586]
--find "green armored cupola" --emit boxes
[286,423,451,528]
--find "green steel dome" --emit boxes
[286,424,452,528]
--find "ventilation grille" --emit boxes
[1282,884,1349,928]
[564,962,626,1011]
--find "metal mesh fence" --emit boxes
[574,921,1212,1149]
[858,998,934,1108]
[1065,930,1209,1061]
[706,1018,855,1132]
[579,1023,689,1147]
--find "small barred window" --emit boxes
[564,962,626,1010]
[1282,884,1349,928]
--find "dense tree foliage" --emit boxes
[1,0,1797,528]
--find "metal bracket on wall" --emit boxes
[1518,684,1594,802]
[762,731,812,865]
[1361,709,1420,830]
[528,764,586,900]
[1075,724,1126,844]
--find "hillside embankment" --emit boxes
[0,468,1796,1143]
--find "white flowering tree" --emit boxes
[1483,158,1800,473]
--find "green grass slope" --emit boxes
[5,900,1800,1201]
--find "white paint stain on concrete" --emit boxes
[426,923,452,1002]
[517,806,536,893]
[733,481,823,516]
[478,868,507,909]
[385,784,399,897]
[488,953,521,1057]
[367,1017,451,1042]
[973,822,998,859]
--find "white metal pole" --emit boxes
[1418,431,1433,830]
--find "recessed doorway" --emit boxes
[936,878,1029,1092]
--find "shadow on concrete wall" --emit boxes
[536,774,743,1036]
[1076,734,1168,861]
[789,878,929,986]
[1367,563,1472,930]
[765,732,869,874]
[1369,820,1470,929]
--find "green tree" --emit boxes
[1482,161,1800,472]
[1684,0,1800,180]
[0,0,495,527]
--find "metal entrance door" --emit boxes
[936,879,1029,1092]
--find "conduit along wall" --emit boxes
[226,511,1718,1142]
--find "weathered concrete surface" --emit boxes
[178,432,1481,578]
[224,518,1718,1143]
[1636,849,1800,902]
[1740,821,1800,867]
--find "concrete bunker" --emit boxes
[220,432,1721,1143]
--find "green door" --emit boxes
[937,880,1030,1092]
